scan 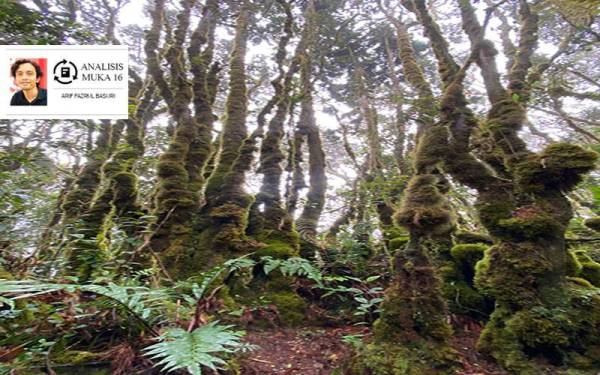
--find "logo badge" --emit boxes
[53,59,78,84]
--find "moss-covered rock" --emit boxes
[584,217,600,232]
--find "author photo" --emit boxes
[10,58,47,106]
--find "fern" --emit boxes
[261,256,323,285]
[0,280,170,329]
[143,322,250,375]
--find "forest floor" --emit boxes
[237,319,510,375]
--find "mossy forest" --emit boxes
[1,0,600,374]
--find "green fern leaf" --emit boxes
[143,322,246,374]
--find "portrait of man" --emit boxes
[10,58,47,106]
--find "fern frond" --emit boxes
[143,322,247,375]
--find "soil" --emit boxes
[237,321,510,375]
[239,326,367,375]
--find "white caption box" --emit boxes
[1,45,128,119]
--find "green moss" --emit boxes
[395,174,454,236]
[389,236,410,251]
[0,264,12,279]
[474,243,552,306]
[438,262,461,280]
[348,341,459,375]
[453,230,493,245]
[477,307,539,375]
[566,277,593,288]
[477,279,600,373]
[385,227,410,240]
[515,143,598,193]
[508,307,573,348]
[497,213,562,241]
[584,217,600,232]
[580,262,600,287]
[52,350,100,365]
[574,250,600,287]
[255,239,297,258]
[450,244,487,271]
[566,250,583,276]
[476,200,514,237]
[374,283,452,344]
[265,290,307,326]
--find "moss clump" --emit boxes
[478,280,600,373]
[477,307,540,375]
[255,239,297,258]
[347,341,459,375]
[450,244,487,271]
[438,262,461,281]
[474,242,552,306]
[574,250,600,287]
[395,175,454,236]
[374,282,451,344]
[453,230,493,245]
[566,276,593,288]
[584,217,600,232]
[475,199,514,237]
[52,350,100,365]
[385,227,410,240]
[389,236,410,251]
[515,143,598,193]
[266,290,307,326]
[508,307,573,348]
[497,214,562,241]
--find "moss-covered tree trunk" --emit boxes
[404,0,600,372]
[146,0,220,275]
[61,121,123,221]
[197,0,251,261]
[295,0,327,242]
[65,79,156,280]
[250,0,301,238]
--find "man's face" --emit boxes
[15,63,40,91]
